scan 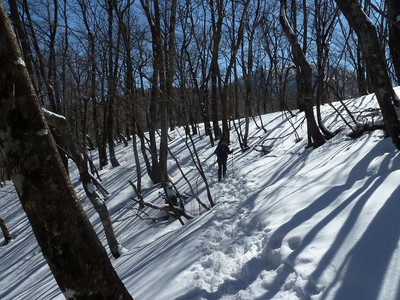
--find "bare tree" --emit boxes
[280,0,326,147]
[387,0,400,83]
[7,0,34,81]
[238,0,261,149]
[186,0,214,145]
[139,0,165,184]
[43,109,125,259]
[0,2,132,297]
[219,0,250,141]
[208,0,224,139]
[77,0,109,169]
[313,0,339,138]
[334,0,400,149]
[106,0,121,167]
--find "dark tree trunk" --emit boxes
[43,110,124,259]
[140,0,166,184]
[209,0,224,140]
[388,0,400,83]
[280,0,326,148]
[356,47,369,95]
[7,0,34,81]
[219,0,250,142]
[106,0,120,167]
[314,0,337,138]
[22,0,59,112]
[113,0,143,191]
[335,0,400,149]
[0,3,132,298]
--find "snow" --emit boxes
[36,129,48,136]
[86,182,95,194]
[63,289,76,298]
[118,245,129,256]
[1,88,400,299]
[15,57,26,67]
[41,108,67,121]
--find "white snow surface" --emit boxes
[2,89,400,300]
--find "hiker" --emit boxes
[214,138,233,181]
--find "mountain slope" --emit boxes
[1,89,400,300]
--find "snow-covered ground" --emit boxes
[2,89,400,300]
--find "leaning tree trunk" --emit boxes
[43,109,124,259]
[335,0,400,149]
[7,0,34,80]
[280,0,325,148]
[388,0,400,83]
[0,3,132,298]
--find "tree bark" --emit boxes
[43,109,124,259]
[209,0,224,139]
[219,0,250,141]
[388,0,400,83]
[140,0,168,184]
[7,0,34,81]
[280,0,326,147]
[106,0,120,167]
[21,0,59,112]
[0,3,132,298]
[335,0,400,149]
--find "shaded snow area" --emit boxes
[2,89,400,300]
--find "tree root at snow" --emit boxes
[348,108,386,138]
[131,197,194,221]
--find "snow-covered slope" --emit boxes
[1,89,400,300]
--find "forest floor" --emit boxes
[1,88,400,299]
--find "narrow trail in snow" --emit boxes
[177,151,277,298]
[182,144,318,299]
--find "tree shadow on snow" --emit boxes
[174,138,398,300]
[321,183,400,300]
[267,140,395,250]
[256,140,400,299]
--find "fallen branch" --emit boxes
[132,197,194,220]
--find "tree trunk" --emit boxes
[314,0,337,138]
[356,47,369,95]
[43,109,124,259]
[0,3,132,298]
[22,0,59,112]
[209,0,224,140]
[106,0,120,167]
[140,0,169,184]
[7,0,34,81]
[112,0,143,192]
[388,0,400,83]
[280,0,326,147]
[335,0,400,149]
[78,0,107,169]
[219,0,250,141]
